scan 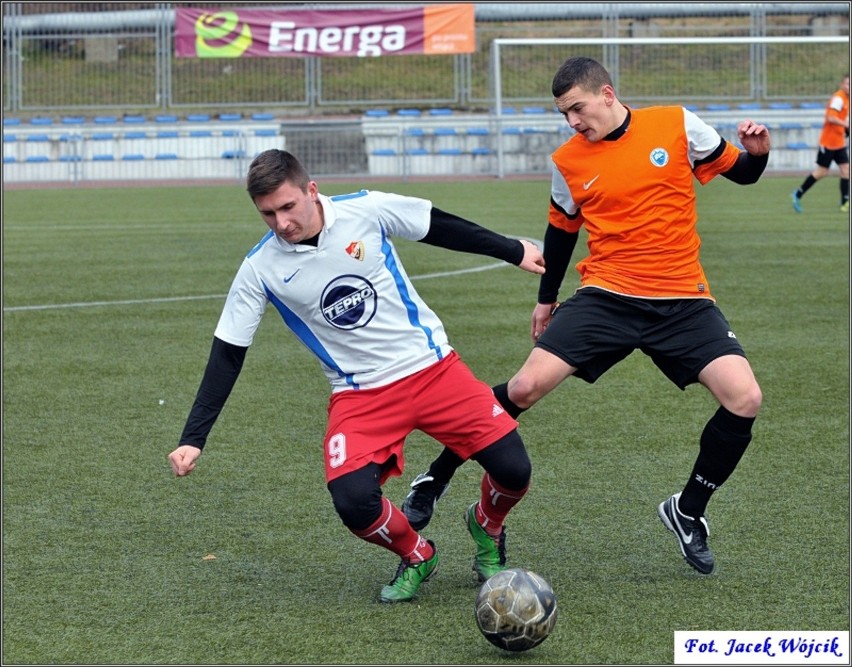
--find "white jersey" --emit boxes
[214,189,453,392]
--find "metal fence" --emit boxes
[3,2,850,118]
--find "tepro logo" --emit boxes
[321,275,377,330]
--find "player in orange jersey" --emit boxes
[792,73,850,213]
[404,56,771,576]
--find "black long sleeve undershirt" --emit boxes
[538,210,579,304]
[721,148,769,185]
[179,336,247,449]
[419,206,525,265]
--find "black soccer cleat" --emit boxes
[657,493,715,574]
[401,472,450,531]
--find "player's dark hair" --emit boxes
[246,149,311,199]
[552,56,613,98]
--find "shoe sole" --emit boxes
[657,500,714,575]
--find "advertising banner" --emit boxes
[175,5,475,58]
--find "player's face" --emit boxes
[555,84,618,142]
[254,179,322,244]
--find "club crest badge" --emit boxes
[346,241,365,261]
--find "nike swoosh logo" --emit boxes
[673,511,693,544]
[282,269,300,284]
[583,175,600,190]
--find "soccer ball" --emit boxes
[474,567,558,652]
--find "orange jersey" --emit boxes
[819,87,850,150]
[549,105,740,301]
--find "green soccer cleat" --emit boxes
[465,503,507,582]
[841,201,849,213]
[378,540,438,603]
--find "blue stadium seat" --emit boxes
[30,117,54,125]
[429,108,453,116]
[219,113,242,121]
[705,104,731,111]
[437,148,462,155]
[93,154,115,161]
[94,116,118,124]
[155,115,179,123]
[254,129,277,137]
[25,155,50,162]
[62,116,85,124]
[3,155,16,163]
[59,155,83,162]
[769,102,793,110]
[251,113,275,121]
[397,109,421,117]
[466,128,489,135]
[190,130,213,137]
[221,149,246,159]
[123,115,146,123]
[3,118,22,126]
[471,147,492,155]
[122,154,145,160]
[405,148,428,155]
[365,109,389,118]
[522,106,547,114]
[780,122,804,129]
[737,103,762,110]
[799,102,824,110]
[434,127,457,135]
[26,134,50,142]
[155,153,179,160]
[92,132,115,140]
[157,130,179,138]
[125,131,147,139]
[4,134,16,142]
[684,104,700,111]
[371,148,397,156]
[786,142,811,150]
[404,128,424,136]
[187,114,211,122]
[222,129,240,137]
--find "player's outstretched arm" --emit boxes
[169,444,202,477]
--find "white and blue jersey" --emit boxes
[214,189,453,392]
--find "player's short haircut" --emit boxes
[246,149,311,199]
[552,57,614,98]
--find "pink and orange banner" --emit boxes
[175,5,475,58]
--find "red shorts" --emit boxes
[323,351,518,484]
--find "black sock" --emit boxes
[841,177,849,204]
[797,175,817,197]
[426,448,465,485]
[492,382,526,419]
[679,406,754,518]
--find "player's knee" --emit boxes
[327,472,383,531]
[508,373,545,409]
[475,431,531,490]
[733,382,763,418]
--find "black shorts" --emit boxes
[815,146,849,168]
[535,287,746,389]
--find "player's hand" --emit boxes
[168,444,202,477]
[517,239,546,275]
[737,119,771,156]
[531,301,558,341]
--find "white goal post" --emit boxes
[490,36,850,177]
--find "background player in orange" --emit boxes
[791,73,850,213]
[403,56,771,576]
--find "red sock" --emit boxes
[475,473,529,537]
[351,497,434,563]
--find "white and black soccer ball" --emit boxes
[474,567,558,652]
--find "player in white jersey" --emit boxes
[168,149,546,603]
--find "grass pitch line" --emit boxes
[3,262,511,313]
